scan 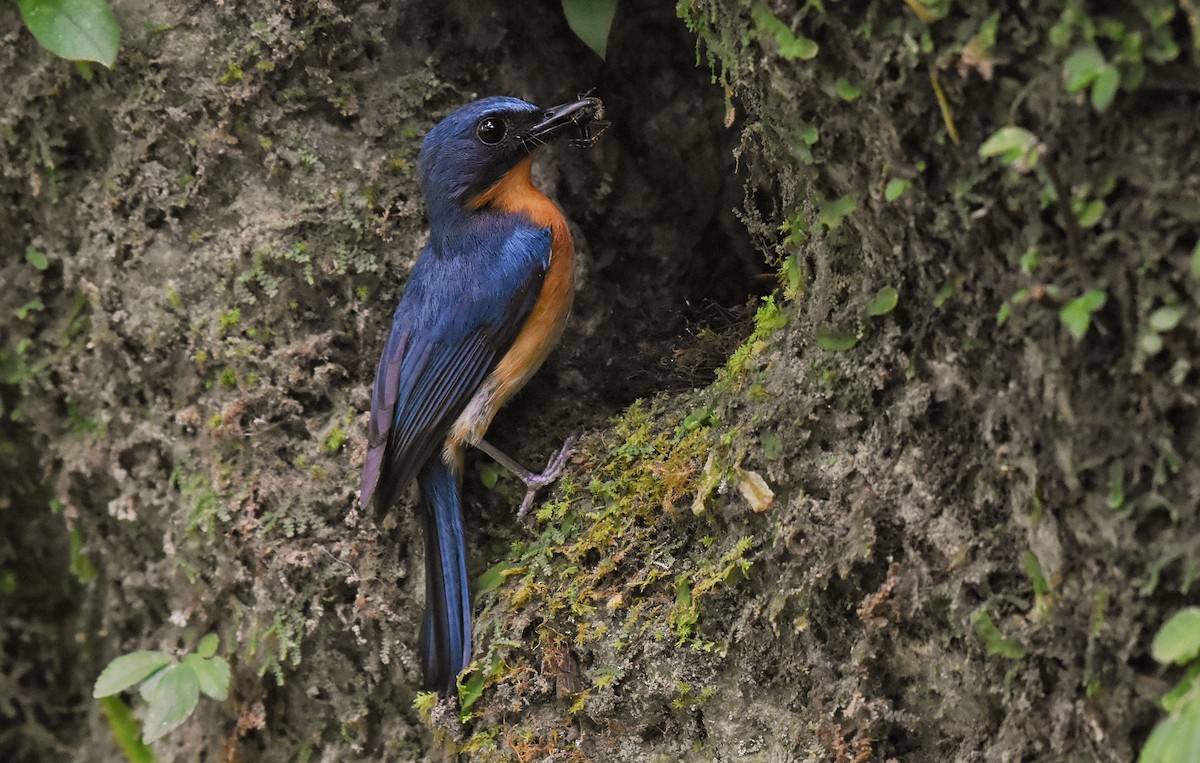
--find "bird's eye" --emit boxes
[475,117,507,145]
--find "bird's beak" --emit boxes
[525,97,609,148]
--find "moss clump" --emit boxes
[454,399,755,759]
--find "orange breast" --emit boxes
[448,157,575,448]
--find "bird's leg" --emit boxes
[475,436,577,518]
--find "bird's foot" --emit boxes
[475,435,578,520]
[516,436,577,519]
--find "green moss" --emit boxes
[247,609,306,686]
[65,402,102,435]
[172,465,225,536]
[323,426,347,453]
[459,398,755,752]
[717,295,787,389]
[218,308,241,332]
[217,64,244,85]
[68,527,96,581]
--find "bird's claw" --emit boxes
[516,436,577,520]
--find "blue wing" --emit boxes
[360,219,551,511]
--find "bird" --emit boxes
[358,95,607,696]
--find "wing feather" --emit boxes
[359,221,551,511]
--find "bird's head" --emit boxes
[417,95,605,220]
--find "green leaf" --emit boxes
[1091,64,1120,110]
[458,666,486,715]
[1058,290,1107,339]
[561,0,617,59]
[974,12,999,52]
[779,253,804,300]
[15,299,45,320]
[1076,198,1106,228]
[867,286,899,317]
[1140,331,1164,355]
[1020,247,1040,274]
[815,327,858,351]
[934,275,960,308]
[195,633,219,659]
[1191,240,1200,278]
[25,246,49,270]
[792,124,819,164]
[818,194,857,229]
[979,126,1040,170]
[141,662,199,743]
[478,462,500,489]
[477,561,517,595]
[1139,694,1200,763]
[996,301,1012,327]
[970,609,1026,660]
[98,697,157,763]
[979,127,1038,157]
[673,574,693,617]
[182,654,230,701]
[1149,304,1185,333]
[19,0,120,68]
[884,178,909,201]
[834,78,862,101]
[1064,46,1106,92]
[1152,607,1200,665]
[94,651,173,698]
[751,4,818,61]
[1022,551,1050,598]
[785,36,819,61]
[458,655,500,718]
[1161,662,1200,712]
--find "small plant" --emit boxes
[93,633,230,745]
[1058,289,1108,340]
[1063,46,1120,111]
[18,0,120,68]
[1140,608,1200,762]
[867,286,899,317]
[751,2,818,61]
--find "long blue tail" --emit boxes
[415,457,472,695]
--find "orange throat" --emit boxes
[449,157,576,448]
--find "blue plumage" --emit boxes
[416,457,471,694]
[362,216,550,513]
[359,95,605,695]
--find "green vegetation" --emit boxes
[970,609,1026,661]
[18,0,120,68]
[562,0,618,59]
[884,178,910,201]
[1058,290,1108,340]
[751,3,817,60]
[453,400,755,756]
[97,696,157,763]
[93,634,230,745]
[867,286,899,317]
[1141,608,1200,762]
